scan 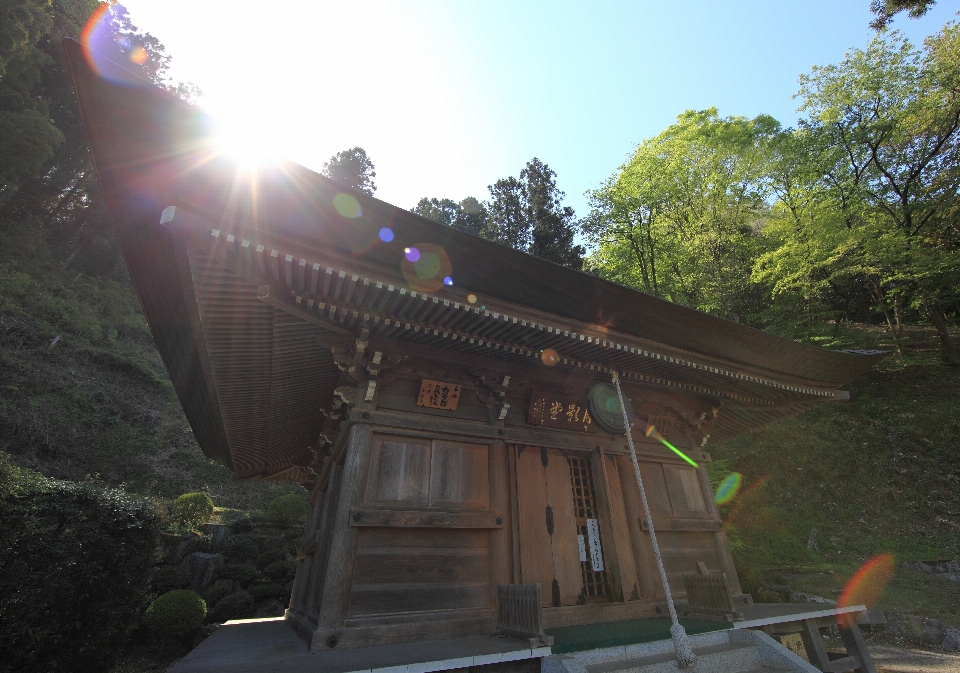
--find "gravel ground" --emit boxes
[870,644,960,673]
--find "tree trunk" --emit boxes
[926,299,959,365]
[868,277,902,353]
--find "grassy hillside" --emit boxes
[709,324,960,628]
[0,244,298,510]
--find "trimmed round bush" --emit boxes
[230,515,253,534]
[249,582,287,602]
[0,461,161,672]
[152,566,191,593]
[217,563,259,587]
[209,590,255,623]
[143,590,207,636]
[222,534,259,561]
[267,493,307,525]
[264,559,296,583]
[171,492,214,530]
[203,581,234,611]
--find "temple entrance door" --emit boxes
[515,446,614,607]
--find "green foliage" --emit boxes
[152,566,191,594]
[249,582,287,602]
[412,196,490,237]
[321,147,377,195]
[584,108,778,322]
[0,456,162,672]
[208,591,255,623]
[171,492,214,531]
[264,559,296,583]
[267,493,307,525]
[222,534,259,562]
[202,581,234,612]
[143,590,206,637]
[487,159,584,269]
[217,563,259,587]
[230,515,254,534]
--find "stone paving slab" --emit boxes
[168,618,548,673]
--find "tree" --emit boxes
[0,2,197,278]
[486,159,584,269]
[321,147,377,195]
[584,109,778,321]
[870,0,938,30]
[795,25,960,362]
[411,196,490,237]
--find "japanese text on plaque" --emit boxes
[416,379,462,411]
[528,392,593,432]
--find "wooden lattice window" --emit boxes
[568,455,610,601]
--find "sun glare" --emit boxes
[213,112,287,167]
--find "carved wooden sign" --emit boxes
[527,391,593,432]
[416,379,462,410]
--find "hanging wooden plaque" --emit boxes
[416,379,462,410]
[527,390,594,432]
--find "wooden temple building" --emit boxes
[65,40,885,659]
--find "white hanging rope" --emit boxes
[611,371,697,668]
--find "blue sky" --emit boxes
[119,0,958,225]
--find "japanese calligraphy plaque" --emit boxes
[527,390,594,432]
[416,379,462,411]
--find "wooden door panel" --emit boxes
[638,461,673,514]
[545,449,583,606]
[515,446,554,602]
[597,453,641,600]
[430,441,489,509]
[663,465,707,514]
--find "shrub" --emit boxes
[143,590,206,636]
[208,591,255,623]
[171,492,214,531]
[152,566,191,593]
[264,559,296,583]
[756,588,785,603]
[203,581,235,611]
[230,515,253,534]
[222,534,259,561]
[177,533,212,560]
[249,582,287,602]
[257,548,286,567]
[217,563,259,587]
[267,493,307,525]
[0,457,162,673]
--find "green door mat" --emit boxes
[545,617,731,654]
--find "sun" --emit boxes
[213,109,287,167]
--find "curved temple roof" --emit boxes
[65,40,885,481]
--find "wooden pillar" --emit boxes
[304,462,343,619]
[311,423,373,651]
[695,461,743,595]
[488,440,513,604]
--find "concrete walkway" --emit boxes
[167,618,549,673]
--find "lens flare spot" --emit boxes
[444,277,453,286]
[401,243,452,293]
[81,4,155,87]
[540,349,559,366]
[333,193,361,219]
[129,46,148,64]
[414,252,441,279]
[645,424,656,438]
[603,395,622,413]
[379,228,394,242]
[837,553,895,626]
[715,472,742,505]
[467,294,477,304]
